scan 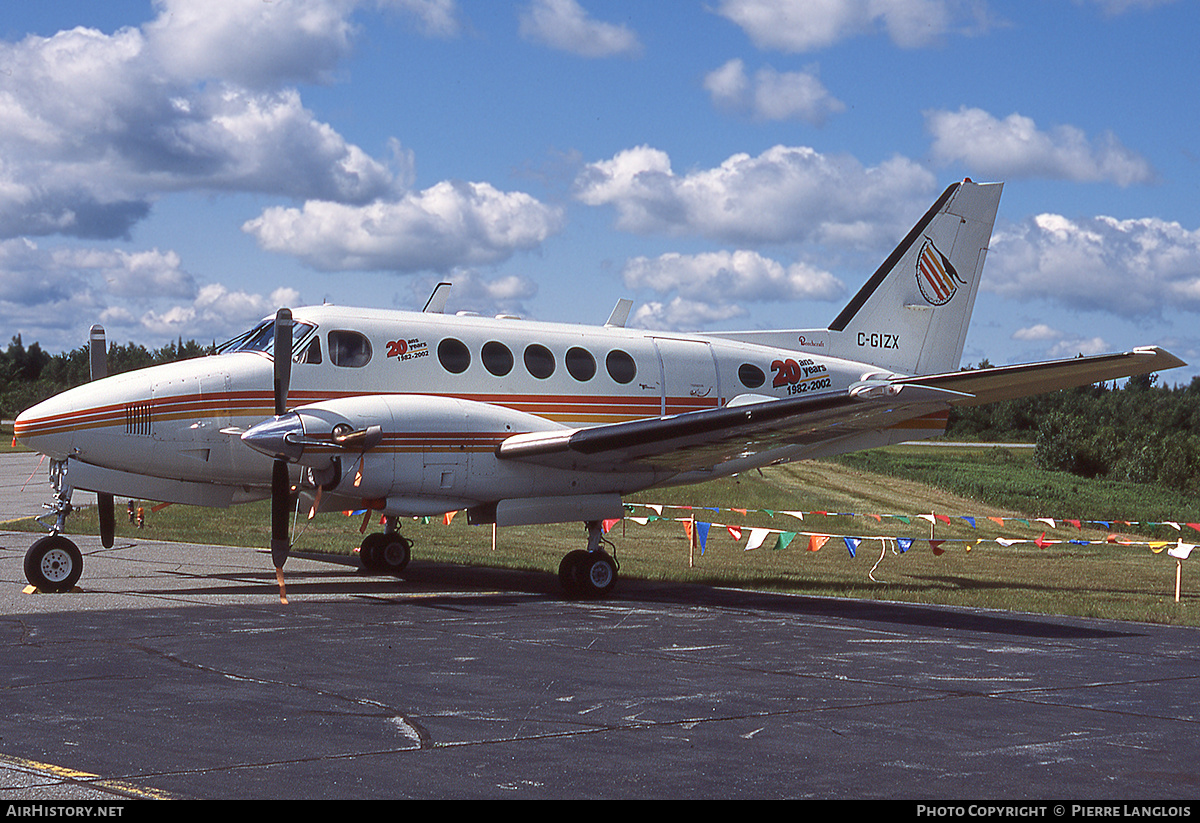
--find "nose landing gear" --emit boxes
[24,459,84,593]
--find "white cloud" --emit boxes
[623,250,844,302]
[1047,336,1110,358]
[1012,323,1062,342]
[926,107,1156,186]
[141,284,302,338]
[704,59,845,125]
[629,297,747,331]
[715,0,994,52]
[621,250,844,331]
[0,1,448,241]
[988,212,1200,316]
[243,180,564,272]
[518,0,642,58]
[0,237,290,349]
[574,144,936,247]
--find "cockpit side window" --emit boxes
[329,330,372,368]
[298,335,322,365]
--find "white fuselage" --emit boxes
[15,304,943,519]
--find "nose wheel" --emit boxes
[24,535,84,593]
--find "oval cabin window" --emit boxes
[605,350,636,384]
[482,341,514,376]
[524,344,555,379]
[566,347,596,382]
[738,363,765,389]
[438,338,471,374]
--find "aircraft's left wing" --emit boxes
[895,346,1185,406]
[497,382,962,474]
[496,346,1185,475]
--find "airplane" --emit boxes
[13,179,1186,602]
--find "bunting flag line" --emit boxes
[620,502,1200,538]
[390,500,1200,563]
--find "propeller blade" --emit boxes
[271,459,290,568]
[89,324,115,548]
[273,308,292,417]
[270,307,293,603]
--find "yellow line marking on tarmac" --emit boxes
[0,753,178,800]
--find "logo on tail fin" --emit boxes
[915,239,965,306]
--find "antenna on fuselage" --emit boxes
[423,282,452,313]
[605,298,633,328]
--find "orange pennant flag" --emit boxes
[443,510,457,526]
[807,535,829,552]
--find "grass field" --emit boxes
[10,437,1200,627]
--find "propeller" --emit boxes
[270,308,293,604]
[90,324,115,549]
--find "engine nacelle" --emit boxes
[244,393,581,515]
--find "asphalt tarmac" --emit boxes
[3,454,1200,800]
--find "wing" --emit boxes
[496,347,1185,475]
[497,382,962,473]
[898,346,1185,406]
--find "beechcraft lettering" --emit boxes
[13,180,1186,602]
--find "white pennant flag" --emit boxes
[745,529,770,551]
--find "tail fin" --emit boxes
[827,179,1003,375]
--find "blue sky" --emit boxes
[3,0,1199,382]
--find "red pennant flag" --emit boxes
[930,540,945,555]
[602,518,621,533]
[1067,519,1081,530]
[934,514,951,525]
[1035,532,1051,549]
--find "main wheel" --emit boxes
[579,552,617,599]
[379,535,411,575]
[25,535,83,593]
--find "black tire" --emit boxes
[379,535,412,575]
[25,535,83,593]
[359,532,387,572]
[558,549,589,597]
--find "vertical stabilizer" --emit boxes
[826,179,1003,375]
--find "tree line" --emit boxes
[0,334,210,420]
[947,364,1200,494]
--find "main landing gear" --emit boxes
[358,516,413,575]
[24,458,84,593]
[558,520,618,599]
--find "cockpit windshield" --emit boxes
[217,319,315,358]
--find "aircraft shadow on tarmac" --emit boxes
[128,550,1136,642]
